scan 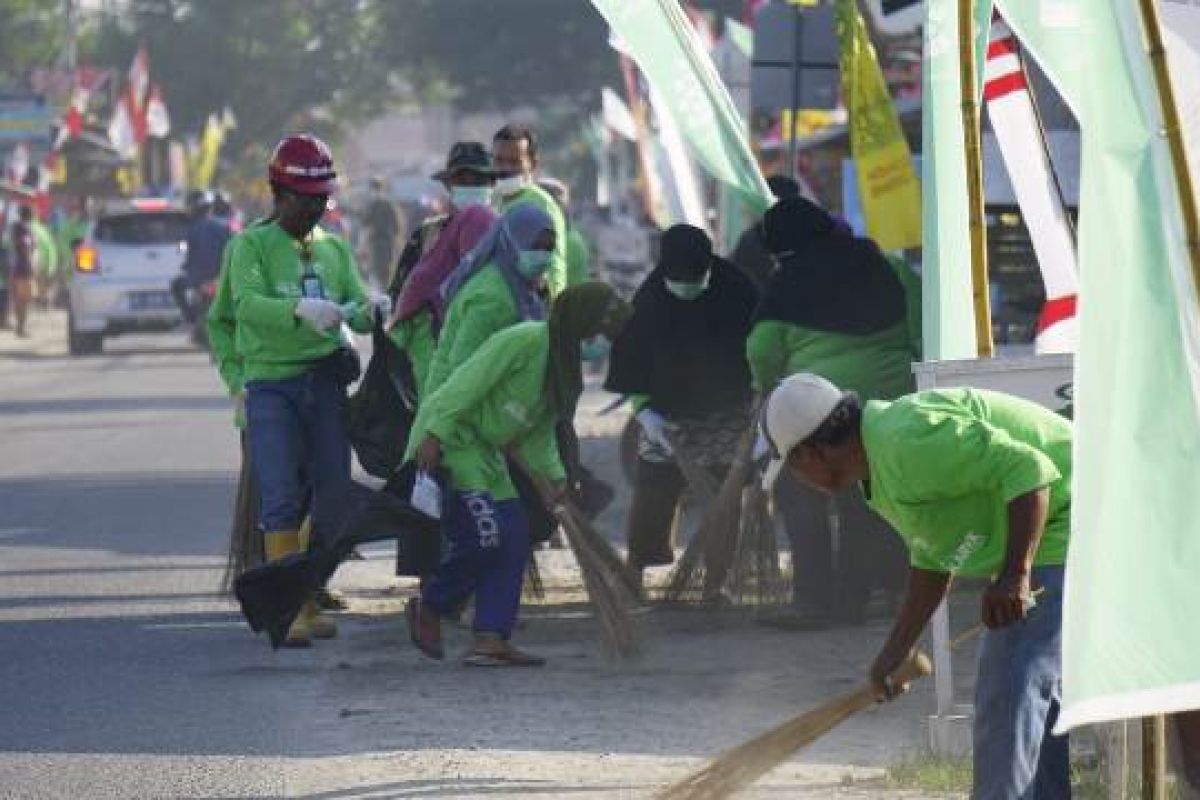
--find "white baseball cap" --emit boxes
[759,373,847,489]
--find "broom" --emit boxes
[656,652,934,800]
[656,594,1032,800]
[663,427,757,604]
[554,500,644,659]
[726,481,786,607]
[517,464,643,659]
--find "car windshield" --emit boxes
[94,213,189,245]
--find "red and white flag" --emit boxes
[108,98,137,158]
[146,84,170,139]
[985,12,1079,354]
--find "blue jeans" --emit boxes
[972,565,1071,799]
[246,368,351,550]
[422,490,528,639]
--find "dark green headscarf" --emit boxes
[547,281,631,420]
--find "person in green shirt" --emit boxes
[405,282,630,666]
[230,134,390,648]
[387,142,498,399]
[423,202,556,397]
[748,196,918,629]
[539,178,593,287]
[492,124,568,297]
[760,373,1072,799]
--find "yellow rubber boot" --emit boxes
[295,518,337,640]
[263,530,312,648]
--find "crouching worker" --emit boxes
[760,374,1073,799]
[232,134,389,648]
[406,282,630,666]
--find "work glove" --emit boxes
[294,297,343,332]
[636,408,674,454]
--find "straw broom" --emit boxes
[726,481,786,607]
[516,463,643,658]
[656,600,1025,800]
[553,500,644,659]
[663,427,756,603]
[656,652,934,800]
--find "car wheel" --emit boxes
[68,313,103,356]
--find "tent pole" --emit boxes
[959,0,993,356]
[1136,0,1200,308]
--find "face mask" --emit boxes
[450,185,492,208]
[664,271,709,301]
[517,249,552,278]
[580,334,610,363]
[494,174,529,197]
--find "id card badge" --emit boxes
[300,265,326,299]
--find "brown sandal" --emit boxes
[463,639,545,667]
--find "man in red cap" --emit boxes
[223,134,390,647]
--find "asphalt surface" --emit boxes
[0,325,364,798]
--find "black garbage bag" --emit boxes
[388,462,446,577]
[345,319,417,479]
[234,479,439,649]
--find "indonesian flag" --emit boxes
[108,97,137,159]
[128,45,150,112]
[146,84,170,139]
[65,82,87,139]
[985,12,1079,354]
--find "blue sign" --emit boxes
[0,94,52,144]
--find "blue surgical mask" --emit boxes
[494,174,529,198]
[664,271,709,301]
[517,249,552,278]
[450,185,492,208]
[580,334,610,362]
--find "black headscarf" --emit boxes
[547,282,631,422]
[605,224,758,418]
[754,197,905,335]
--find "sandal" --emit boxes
[405,598,444,660]
[463,640,546,668]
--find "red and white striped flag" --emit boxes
[984,11,1079,354]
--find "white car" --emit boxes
[67,201,190,355]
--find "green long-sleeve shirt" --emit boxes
[499,184,567,298]
[745,319,917,400]
[422,262,521,397]
[405,321,565,499]
[227,222,371,383]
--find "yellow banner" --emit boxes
[837,0,921,250]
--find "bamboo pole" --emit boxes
[958,0,994,357]
[1142,715,1168,799]
[1136,0,1200,308]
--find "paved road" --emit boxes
[0,325,369,798]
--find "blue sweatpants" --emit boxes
[245,368,351,549]
[422,489,529,639]
[972,565,1071,799]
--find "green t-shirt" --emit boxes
[565,225,591,287]
[405,321,565,499]
[228,221,370,383]
[387,309,437,400]
[861,388,1072,577]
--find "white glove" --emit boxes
[294,297,344,332]
[636,408,674,453]
[367,292,392,324]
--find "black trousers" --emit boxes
[774,476,906,618]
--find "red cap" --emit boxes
[268,134,338,195]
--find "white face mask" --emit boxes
[494,174,529,197]
[450,185,492,208]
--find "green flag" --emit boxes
[590,0,773,214]
[998,0,1200,730]
[920,0,993,360]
